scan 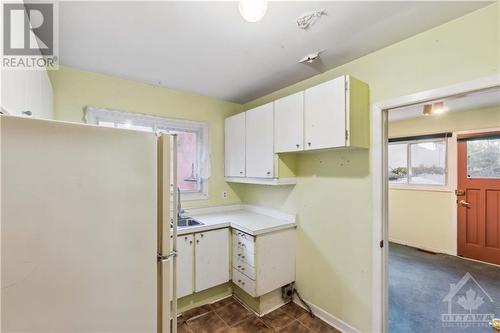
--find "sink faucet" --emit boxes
[177,187,185,221]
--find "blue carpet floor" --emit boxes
[389,243,500,333]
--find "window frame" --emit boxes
[85,106,209,201]
[389,136,450,191]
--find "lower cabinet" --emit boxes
[195,228,230,292]
[177,235,194,298]
[176,228,230,298]
[232,228,295,297]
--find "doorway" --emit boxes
[371,75,500,333]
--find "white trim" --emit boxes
[293,296,361,333]
[224,177,297,186]
[371,74,500,333]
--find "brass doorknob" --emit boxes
[458,200,471,208]
[490,318,500,332]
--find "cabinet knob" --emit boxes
[308,142,311,146]
[239,171,244,174]
[242,255,245,259]
[242,282,245,286]
[266,171,271,175]
[237,253,241,257]
[238,265,241,268]
[238,279,241,283]
[189,240,193,245]
[242,267,245,271]
[201,234,204,238]
[238,241,241,245]
[196,240,199,244]
[184,236,188,241]
[296,144,300,148]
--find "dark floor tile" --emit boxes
[280,302,308,319]
[261,308,294,331]
[183,304,212,321]
[229,316,273,333]
[177,320,192,333]
[298,314,340,333]
[215,301,252,326]
[277,320,312,333]
[210,296,236,311]
[186,311,229,333]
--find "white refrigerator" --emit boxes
[0,116,178,332]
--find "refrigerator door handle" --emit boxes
[157,251,177,262]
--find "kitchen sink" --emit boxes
[176,218,204,228]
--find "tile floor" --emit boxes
[177,297,341,333]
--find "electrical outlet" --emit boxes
[222,191,228,199]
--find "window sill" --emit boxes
[389,184,452,193]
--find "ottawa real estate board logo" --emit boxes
[2,2,58,69]
[441,272,496,329]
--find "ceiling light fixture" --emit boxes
[432,101,447,114]
[422,104,432,116]
[239,0,268,23]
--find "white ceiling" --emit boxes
[59,1,491,103]
[388,87,500,121]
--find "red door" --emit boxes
[457,132,500,265]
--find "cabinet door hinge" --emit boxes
[379,240,384,248]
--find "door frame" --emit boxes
[371,74,500,333]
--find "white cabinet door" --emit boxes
[274,92,304,153]
[194,229,229,292]
[224,113,246,177]
[177,234,194,298]
[246,103,274,178]
[304,76,346,150]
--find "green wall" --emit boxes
[49,66,244,209]
[239,4,499,332]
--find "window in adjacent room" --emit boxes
[388,134,449,187]
[85,107,209,200]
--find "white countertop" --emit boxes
[173,204,296,236]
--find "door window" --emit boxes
[467,138,500,178]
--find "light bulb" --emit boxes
[239,0,268,23]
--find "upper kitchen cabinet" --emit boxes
[245,103,274,178]
[274,92,304,153]
[304,75,369,151]
[224,112,246,177]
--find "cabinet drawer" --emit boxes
[232,268,256,297]
[233,246,255,267]
[233,257,256,280]
[232,230,255,254]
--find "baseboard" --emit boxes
[293,296,361,333]
[389,238,456,256]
